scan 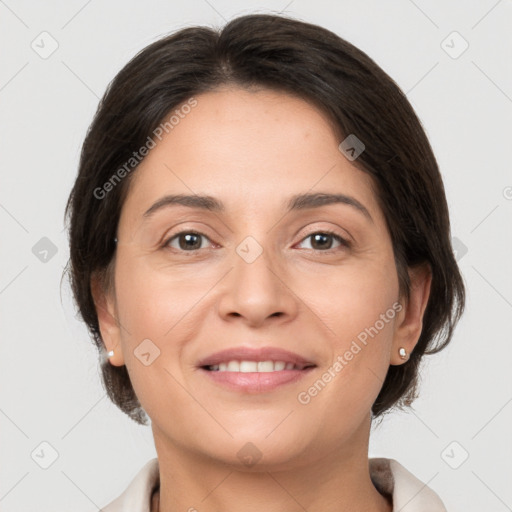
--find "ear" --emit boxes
[90,272,125,366]
[390,263,432,365]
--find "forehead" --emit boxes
[121,87,382,224]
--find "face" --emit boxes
[96,86,425,470]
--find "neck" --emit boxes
[151,420,391,512]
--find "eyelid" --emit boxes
[159,221,217,247]
[162,228,351,253]
[295,224,353,245]
[162,230,215,250]
[294,229,351,251]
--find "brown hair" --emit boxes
[64,13,465,424]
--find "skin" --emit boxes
[93,86,431,512]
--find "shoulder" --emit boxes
[99,458,160,512]
[370,457,447,511]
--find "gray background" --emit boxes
[1,0,511,510]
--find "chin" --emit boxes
[196,429,313,469]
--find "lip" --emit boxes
[197,346,316,393]
[197,346,315,368]
[201,367,315,393]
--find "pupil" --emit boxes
[180,233,200,250]
[313,233,331,249]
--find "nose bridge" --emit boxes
[218,232,297,325]
[235,234,279,288]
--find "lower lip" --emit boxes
[199,367,315,393]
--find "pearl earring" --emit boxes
[107,350,114,357]
[398,347,408,360]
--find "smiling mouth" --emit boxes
[202,360,316,372]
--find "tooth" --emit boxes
[240,361,258,372]
[257,361,274,372]
[227,360,240,372]
[210,360,299,372]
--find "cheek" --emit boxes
[111,250,206,421]
[294,300,398,439]
[297,251,399,345]
[113,248,206,341]
[294,253,400,404]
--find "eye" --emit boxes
[162,230,350,253]
[164,231,213,251]
[296,231,350,252]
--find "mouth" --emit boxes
[203,360,314,372]
[197,347,317,393]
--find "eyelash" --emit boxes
[162,230,351,254]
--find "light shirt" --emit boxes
[100,457,447,511]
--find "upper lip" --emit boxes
[197,346,316,369]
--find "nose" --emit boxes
[217,240,299,328]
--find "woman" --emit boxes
[65,13,465,511]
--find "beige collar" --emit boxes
[103,457,447,511]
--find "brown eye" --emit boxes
[165,231,211,251]
[297,231,349,251]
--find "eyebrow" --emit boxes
[143,192,373,222]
